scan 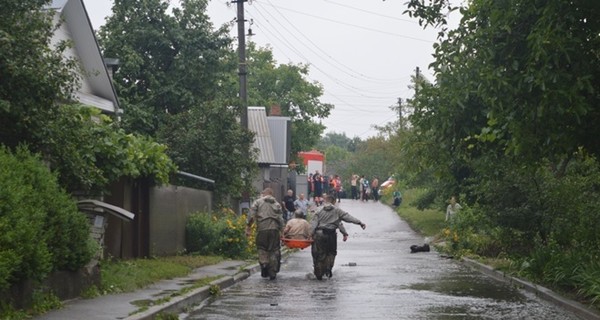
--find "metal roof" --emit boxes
[267,116,291,164]
[248,107,276,164]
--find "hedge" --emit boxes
[0,146,94,290]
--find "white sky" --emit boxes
[83,0,454,139]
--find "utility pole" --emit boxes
[234,0,251,207]
[235,0,248,129]
[415,66,420,96]
[397,98,403,130]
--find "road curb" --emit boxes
[124,263,261,320]
[462,257,600,320]
[126,250,291,320]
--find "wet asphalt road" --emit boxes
[185,200,580,320]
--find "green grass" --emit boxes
[99,255,224,294]
[397,205,445,237]
[393,188,446,238]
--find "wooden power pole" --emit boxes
[235,0,248,129]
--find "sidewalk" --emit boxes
[35,259,262,320]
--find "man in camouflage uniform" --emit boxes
[246,188,284,280]
[310,194,366,280]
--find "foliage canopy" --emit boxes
[0,147,94,291]
[400,0,600,305]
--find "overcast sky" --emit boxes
[83,0,454,139]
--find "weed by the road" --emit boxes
[156,312,179,320]
[209,284,221,296]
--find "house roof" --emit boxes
[248,107,276,164]
[47,0,120,113]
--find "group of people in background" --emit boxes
[307,170,343,206]
[306,171,386,204]
[282,189,310,222]
[350,174,381,202]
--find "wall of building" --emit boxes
[148,185,212,256]
[296,174,309,199]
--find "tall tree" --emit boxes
[98,0,237,136]
[246,43,334,161]
[158,103,255,204]
[403,0,600,261]
[99,0,256,202]
[318,132,359,153]
[407,0,600,171]
[0,0,78,146]
[348,137,396,183]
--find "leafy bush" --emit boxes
[186,209,250,258]
[0,146,94,290]
[440,153,600,305]
[413,188,438,210]
[36,105,177,194]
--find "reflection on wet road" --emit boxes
[185,201,580,320]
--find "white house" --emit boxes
[47,0,119,114]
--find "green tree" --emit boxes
[99,0,256,202]
[158,103,256,204]
[0,0,78,146]
[1,0,176,194]
[318,132,359,153]
[322,145,351,177]
[98,0,237,136]
[407,0,600,171]
[246,43,334,161]
[348,137,396,182]
[404,0,600,204]
[403,0,600,302]
[38,105,177,194]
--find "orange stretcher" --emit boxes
[281,238,313,249]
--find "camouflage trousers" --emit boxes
[311,228,337,280]
[256,229,281,277]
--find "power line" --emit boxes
[259,2,434,43]
[212,1,409,138]
[248,8,398,111]
[217,1,416,98]
[353,115,398,138]
[251,5,402,98]
[259,0,407,84]
[323,0,419,25]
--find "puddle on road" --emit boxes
[405,274,524,302]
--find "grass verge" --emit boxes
[98,255,224,295]
[392,188,446,238]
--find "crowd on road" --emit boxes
[306,171,387,206]
[245,186,366,281]
[244,170,463,282]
